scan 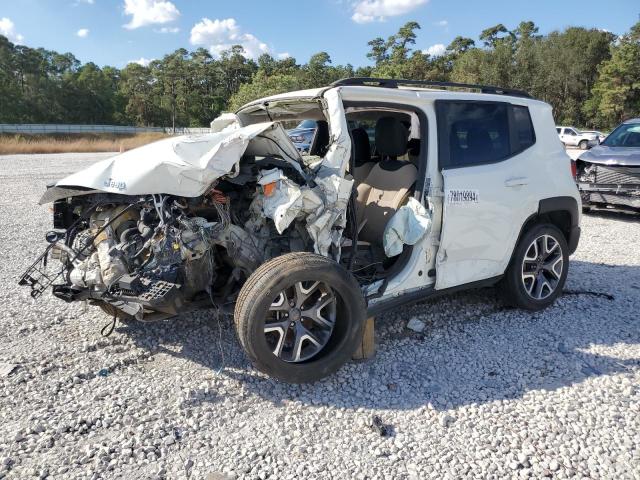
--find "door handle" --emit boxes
[504,177,529,187]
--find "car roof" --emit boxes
[239,83,546,113]
[623,118,640,124]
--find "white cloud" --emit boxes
[156,26,180,33]
[76,28,90,38]
[434,20,448,27]
[0,17,24,44]
[78,0,95,4]
[423,43,446,57]
[123,0,180,30]
[129,57,154,66]
[190,18,269,59]
[351,0,428,23]
[277,52,291,60]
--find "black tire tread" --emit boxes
[498,223,569,311]
[234,252,366,382]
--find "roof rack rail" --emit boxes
[330,77,531,99]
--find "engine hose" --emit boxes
[119,227,139,244]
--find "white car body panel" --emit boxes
[48,122,302,198]
[335,86,579,294]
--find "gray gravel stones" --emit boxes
[0,153,639,479]
[406,317,426,333]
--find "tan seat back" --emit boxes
[356,161,418,245]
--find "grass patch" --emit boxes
[0,132,170,155]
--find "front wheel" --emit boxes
[579,139,588,150]
[499,224,569,311]
[234,252,366,383]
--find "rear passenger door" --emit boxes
[434,100,537,289]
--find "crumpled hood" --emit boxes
[41,121,302,203]
[579,145,640,166]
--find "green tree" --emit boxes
[585,20,640,127]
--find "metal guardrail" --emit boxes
[0,124,211,135]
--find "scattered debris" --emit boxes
[406,317,426,333]
[563,289,614,300]
[97,368,109,377]
[0,363,18,377]
[370,415,392,437]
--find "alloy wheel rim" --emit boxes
[521,234,564,300]
[264,281,337,363]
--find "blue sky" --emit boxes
[0,0,637,68]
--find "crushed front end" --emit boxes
[18,96,354,320]
[577,161,640,212]
[19,183,288,320]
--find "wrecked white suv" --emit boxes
[19,78,581,383]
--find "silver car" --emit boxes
[576,118,640,212]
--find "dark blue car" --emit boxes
[286,119,316,153]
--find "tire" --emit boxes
[498,224,569,311]
[579,140,588,150]
[234,252,366,383]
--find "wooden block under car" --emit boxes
[353,316,376,360]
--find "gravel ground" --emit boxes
[0,153,639,480]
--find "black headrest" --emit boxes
[375,117,408,157]
[351,128,371,166]
[310,120,330,157]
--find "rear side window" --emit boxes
[436,101,536,169]
[513,105,535,152]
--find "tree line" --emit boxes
[0,19,638,130]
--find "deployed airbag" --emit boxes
[383,197,431,257]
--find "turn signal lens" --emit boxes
[263,182,277,197]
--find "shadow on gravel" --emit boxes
[119,260,640,412]
[583,209,640,222]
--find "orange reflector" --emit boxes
[263,182,277,197]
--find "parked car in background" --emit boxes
[576,118,640,213]
[556,126,599,150]
[286,119,316,152]
[582,130,607,144]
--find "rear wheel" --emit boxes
[499,224,568,311]
[234,252,366,383]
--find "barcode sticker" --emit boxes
[447,189,479,204]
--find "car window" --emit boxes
[437,101,535,169]
[566,128,576,136]
[513,106,536,152]
[602,123,640,147]
[556,128,561,134]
